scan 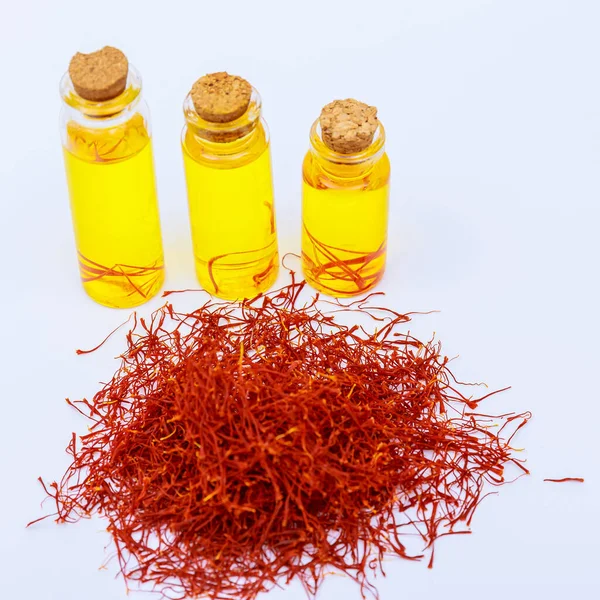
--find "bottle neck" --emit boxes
[183,89,263,145]
[182,88,269,165]
[308,120,386,180]
[60,65,144,128]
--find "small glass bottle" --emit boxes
[60,47,164,308]
[302,99,390,297]
[181,72,279,300]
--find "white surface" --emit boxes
[1,1,598,598]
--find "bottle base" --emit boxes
[81,270,165,309]
[195,256,279,301]
[302,262,385,298]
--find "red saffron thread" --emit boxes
[543,478,584,483]
[31,276,530,600]
[78,252,163,299]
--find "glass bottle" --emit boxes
[181,85,279,300]
[60,64,164,308]
[301,117,390,297]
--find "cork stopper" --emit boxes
[320,99,378,154]
[69,46,129,102]
[191,72,252,123]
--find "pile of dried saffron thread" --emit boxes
[33,278,530,600]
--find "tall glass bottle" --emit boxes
[302,100,390,297]
[181,73,279,300]
[60,47,164,308]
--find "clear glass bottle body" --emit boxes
[301,121,390,297]
[181,90,279,300]
[60,67,164,308]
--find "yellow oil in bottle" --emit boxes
[302,124,390,297]
[63,113,164,308]
[181,95,278,300]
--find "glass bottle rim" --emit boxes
[309,118,386,165]
[59,65,143,117]
[182,88,262,141]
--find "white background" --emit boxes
[0,1,598,598]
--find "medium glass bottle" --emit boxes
[302,99,390,297]
[181,73,279,300]
[60,47,164,308]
